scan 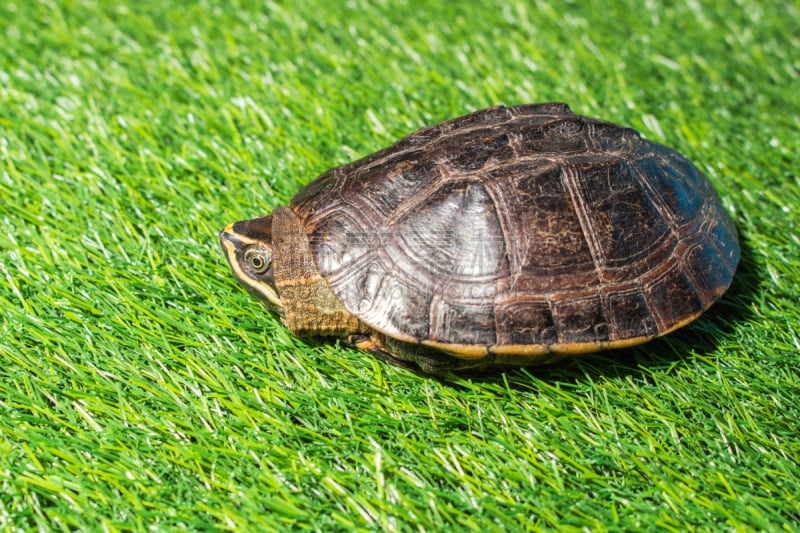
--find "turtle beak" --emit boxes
[218,223,244,267]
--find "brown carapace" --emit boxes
[219,103,739,374]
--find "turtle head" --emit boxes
[219,214,283,313]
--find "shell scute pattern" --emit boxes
[633,147,706,229]
[602,288,659,338]
[568,158,672,268]
[427,131,516,173]
[290,103,738,350]
[341,155,443,228]
[494,297,559,346]
[551,293,609,344]
[485,162,595,284]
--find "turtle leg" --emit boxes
[347,334,422,372]
[347,333,488,375]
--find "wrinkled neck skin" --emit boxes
[271,206,366,338]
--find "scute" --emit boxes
[602,287,659,339]
[633,148,705,228]
[551,294,609,345]
[392,182,506,281]
[569,158,672,268]
[486,162,598,291]
[495,297,558,346]
[290,103,739,354]
[428,131,516,172]
[309,209,371,276]
[646,266,705,330]
[345,156,441,217]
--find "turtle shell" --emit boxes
[289,103,739,356]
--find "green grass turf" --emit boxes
[1,0,798,530]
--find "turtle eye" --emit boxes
[244,248,271,275]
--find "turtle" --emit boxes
[219,103,739,374]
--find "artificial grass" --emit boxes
[1,0,798,530]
